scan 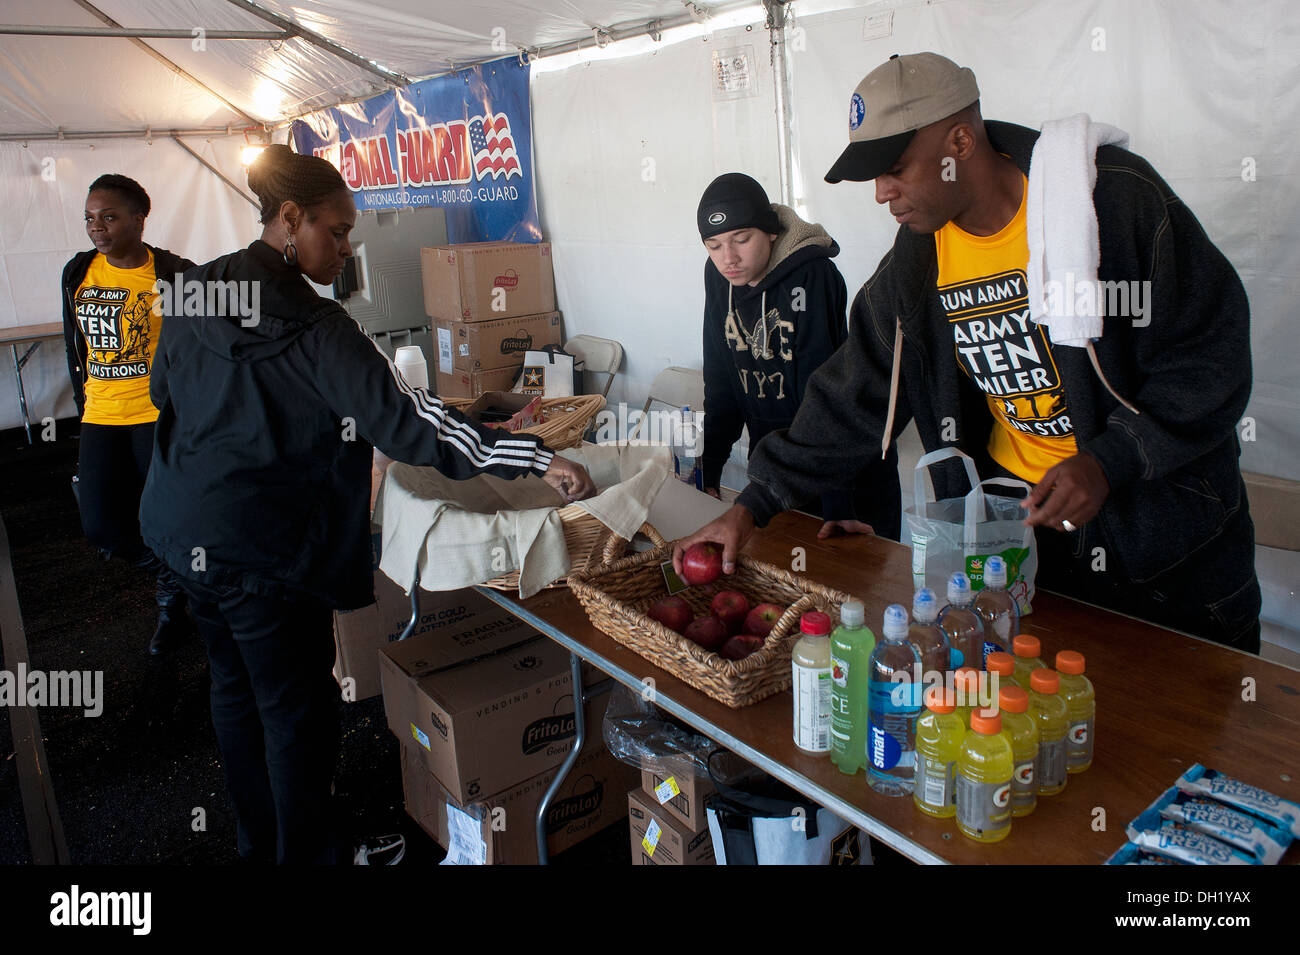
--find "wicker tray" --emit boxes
[568,527,853,708]
[444,394,605,451]
[479,514,666,593]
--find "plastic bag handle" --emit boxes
[913,447,981,513]
[962,477,1033,551]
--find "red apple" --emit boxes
[743,603,785,638]
[720,635,764,661]
[683,614,730,652]
[647,595,692,634]
[680,542,724,586]
[710,590,750,634]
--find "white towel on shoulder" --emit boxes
[1026,113,1129,347]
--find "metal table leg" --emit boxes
[12,343,40,445]
[397,561,422,641]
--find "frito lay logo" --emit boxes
[1069,723,1089,744]
[493,268,520,290]
[522,694,576,755]
[1014,762,1034,786]
[500,333,533,354]
[545,775,603,832]
[993,784,1011,808]
[428,711,449,739]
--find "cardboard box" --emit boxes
[628,789,715,866]
[1244,471,1300,551]
[380,618,591,801]
[333,579,525,703]
[401,692,640,864]
[421,242,556,322]
[435,366,520,400]
[434,311,562,375]
[640,754,717,833]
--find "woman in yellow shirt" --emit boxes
[60,174,196,655]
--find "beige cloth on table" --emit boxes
[374,444,671,599]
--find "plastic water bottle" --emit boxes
[937,573,986,671]
[909,587,951,676]
[867,604,921,796]
[673,405,702,490]
[830,599,875,776]
[973,555,1020,666]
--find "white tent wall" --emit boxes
[0,135,262,429]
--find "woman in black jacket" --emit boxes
[140,145,594,863]
[61,174,196,655]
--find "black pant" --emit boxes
[177,579,340,864]
[78,421,183,607]
[987,462,1261,653]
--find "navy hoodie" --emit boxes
[140,240,555,610]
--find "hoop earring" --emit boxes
[283,234,298,266]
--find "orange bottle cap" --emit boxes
[953,667,978,690]
[1013,634,1041,658]
[985,651,1015,675]
[971,709,1003,734]
[1030,668,1060,694]
[1056,650,1086,674]
[925,686,956,712]
[999,685,1029,713]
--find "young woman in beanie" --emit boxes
[140,144,594,863]
[696,173,900,539]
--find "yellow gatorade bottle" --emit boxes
[953,667,980,729]
[914,687,965,819]
[997,685,1039,817]
[1011,634,1047,689]
[1055,651,1095,773]
[984,651,1014,706]
[955,709,1014,844]
[1029,669,1069,796]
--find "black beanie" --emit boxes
[697,173,782,239]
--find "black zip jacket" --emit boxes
[61,244,195,417]
[140,240,555,610]
[739,121,1255,590]
[702,205,898,522]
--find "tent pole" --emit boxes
[170,135,260,210]
[0,26,286,40]
[764,0,796,208]
[68,0,260,128]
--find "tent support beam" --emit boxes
[170,135,260,211]
[69,0,260,128]
[764,0,796,208]
[223,0,411,88]
[0,127,260,142]
[0,25,287,39]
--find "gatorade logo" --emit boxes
[1069,723,1089,744]
[993,784,1012,809]
[1015,762,1034,786]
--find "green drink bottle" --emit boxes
[830,599,875,775]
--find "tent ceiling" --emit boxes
[0,0,752,136]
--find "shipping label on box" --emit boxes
[628,789,715,866]
[401,690,640,864]
[434,311,562,374]
[381,623,589,801]
[641,754,717,832]
[421,241,556,322]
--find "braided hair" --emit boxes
[247,144,348,224]
[87,174,151,217]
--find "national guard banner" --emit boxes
[291,57,539,243]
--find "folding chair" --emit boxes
[563,334,624,398]
[629,366,705,444]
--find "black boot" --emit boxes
[149,564,196,656]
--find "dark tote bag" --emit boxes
[703,750,868,865]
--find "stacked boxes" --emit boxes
[628,754,718,866]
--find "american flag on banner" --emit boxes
[468,113,522,179]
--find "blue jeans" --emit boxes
[176,579,341,863]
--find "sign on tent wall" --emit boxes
[291,57,539,243]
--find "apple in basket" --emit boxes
[719,635,764,661]
[683,615,730,652]
[647,596,692,634]
[680,542,724,586]
[743,603,785,638]
[710,590,750,634]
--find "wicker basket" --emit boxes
[568,527,854,708]
[479,513,667,594]
[444,394,605,451]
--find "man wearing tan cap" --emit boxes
[676,53,1260,651]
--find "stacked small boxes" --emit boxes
[420,241,562,399]
[628,754,718,866]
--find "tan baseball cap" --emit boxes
[825,52,979,183]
